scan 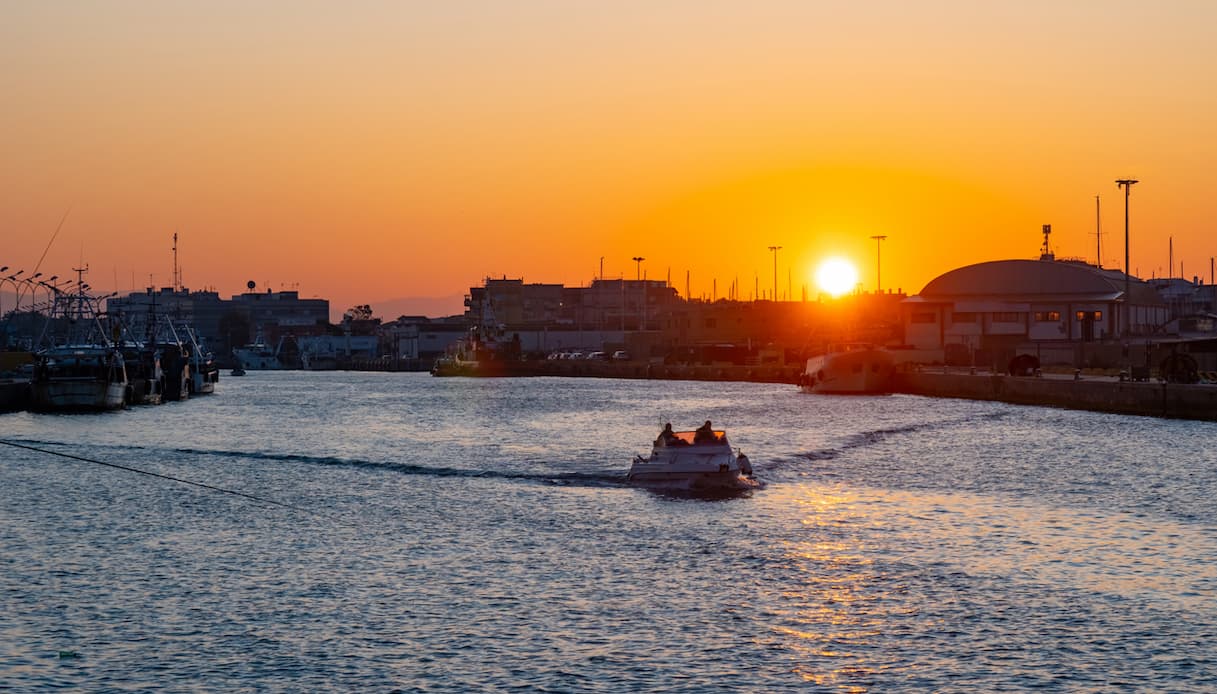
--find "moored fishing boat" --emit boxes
[29,269,129,411]
[180,325,218,394]
[30,344,128,411]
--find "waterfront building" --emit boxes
[107,287,329,358]
[902,258,1169,367]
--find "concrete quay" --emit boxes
[892,369,1217,421]
[453,359,804,384]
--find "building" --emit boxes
[107,287,330,358]
[902,257,1169,367]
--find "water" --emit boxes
[3,372,1217,691]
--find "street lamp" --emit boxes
[17,273,42,312]
[1116,178,1138,336]
[632,256,645,280]
[870,235,888,292]
[768,246,782,301]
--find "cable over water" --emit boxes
[0,438,327,518]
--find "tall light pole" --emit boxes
[768,246,781,301]
[631,257,646,331]
[870,235,888,292]
[1116,178,1138,336]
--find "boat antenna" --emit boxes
[0,439,327,518]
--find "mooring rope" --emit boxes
[0,438,324,517]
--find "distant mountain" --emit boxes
[370,294,465,321]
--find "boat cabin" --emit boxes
[659,430,727,446]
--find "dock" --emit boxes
[891,369,1217,421]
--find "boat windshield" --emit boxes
[670,431,726,445]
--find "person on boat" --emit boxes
[656,422,679,446]
[694,420,715,443]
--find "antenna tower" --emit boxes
[172,233,181,292]
[1094,195,1103,268]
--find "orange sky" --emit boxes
[4,2,1216,317]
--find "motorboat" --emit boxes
[629,423,756,492]
[799,343,894,394]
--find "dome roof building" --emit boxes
[902,257,1168,363]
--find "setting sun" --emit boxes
[815,258,859,297]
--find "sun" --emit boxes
[815,258,859,297]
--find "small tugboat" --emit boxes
[629,421,756,493]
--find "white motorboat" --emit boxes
[629,422,755,492]
[799,343,894,394]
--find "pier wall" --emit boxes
[892,371,1217,421]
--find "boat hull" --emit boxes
[627,466,756,492]
[31,380,126,411]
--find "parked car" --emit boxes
[587,351,607,360]
[611,350,631,361]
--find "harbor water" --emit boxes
[2,372,1216,691]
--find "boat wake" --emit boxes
[767,411,1012,470]
[10,438,630,489]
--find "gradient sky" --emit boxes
[4,1,1216,316]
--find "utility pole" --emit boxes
[768,246,781,302]
[870,235,888,292]
[1094,195,1103,268]
[1116,179,1138,336]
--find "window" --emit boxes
[992,312,1021,323]
[911,312,936,324]
[704,318,717,328]
[1034,311,1061,322]
[951,312,977,323]
[1075,310,1103,321]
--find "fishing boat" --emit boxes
[31,345,128,411]
[180,325,219,394]
[629,421,755,492]
[232,330,286,370]
[798,343,895,394]
[29,271,129,411]
[119,341,164,406]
